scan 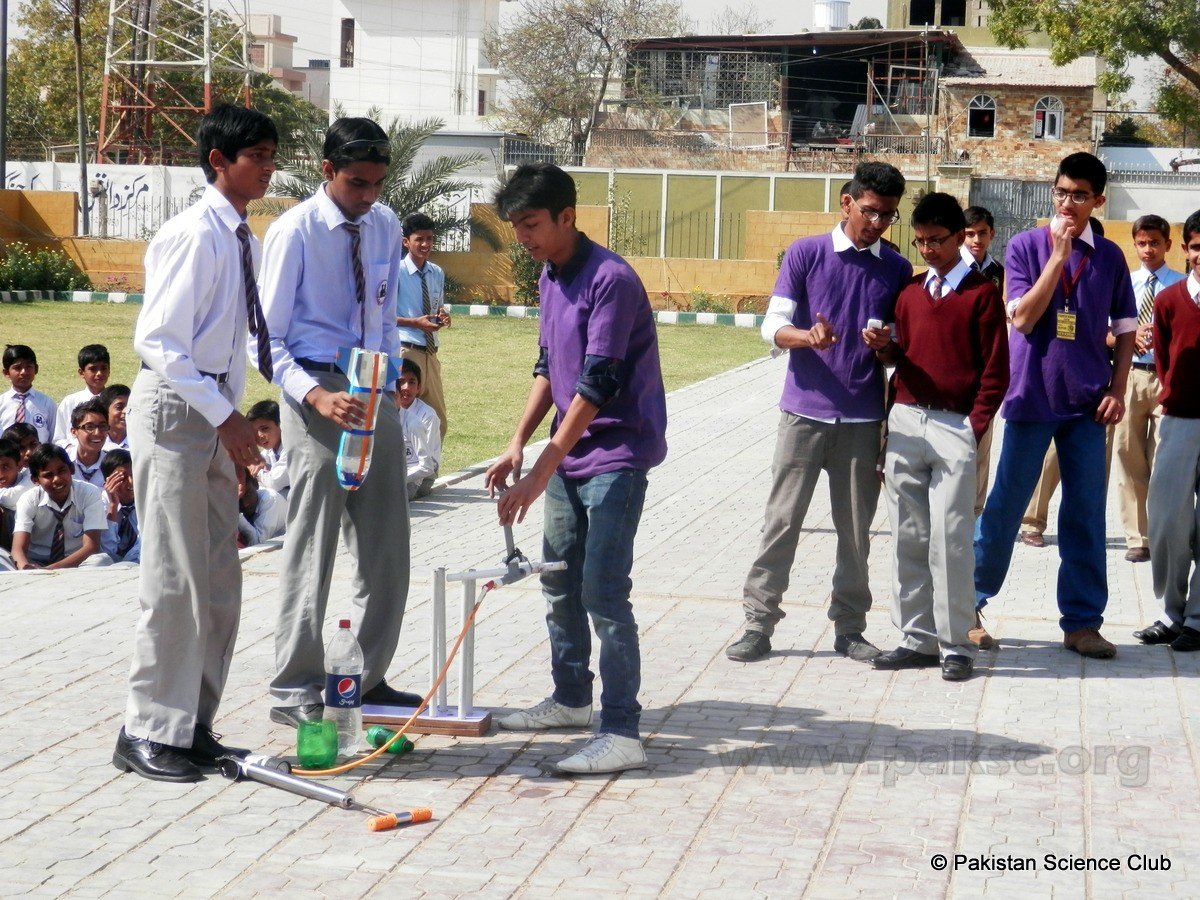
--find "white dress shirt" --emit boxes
[66,445,107,489]
[134,184,253,427]
[55,387,101,443]
[923,258,974,295]
[1189,272,1200,303]
[401,397,441,484]
[238,487,288,545]
[257,445,290,496]
[0,468,33,512]
[259,184,403,404]
[14,479,107,561]
[0,387,58,443]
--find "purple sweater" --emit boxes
[538,238,668,479]
[774,232,913,420]
[1003,226,1136,421]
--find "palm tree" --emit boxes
[266,105,500,251]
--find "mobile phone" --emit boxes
[867,318,883,330]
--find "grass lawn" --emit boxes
[1,302,768,473]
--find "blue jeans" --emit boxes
[974,416,1108,632]
[542,469,648,740]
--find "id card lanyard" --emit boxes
[1052,230,1089,341]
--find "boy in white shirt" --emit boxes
[396,358,441,501]
[10,443,109,569]
[54,344,110,443]
[1,345,58,443]
[100,449,140,564]
[66,399,109,487]
[236,466,287,546]
[246,399,288,496]
[101,384,131,451]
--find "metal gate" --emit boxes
[968,178,1052,261]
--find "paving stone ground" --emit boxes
[3,353,1195,898]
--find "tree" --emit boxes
[852,17,884,30]
[710,5,774,35]
[986,0,1200,131]
[485,0,687,157]
[267,106,500,252]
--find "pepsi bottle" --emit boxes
[323,619,364,756]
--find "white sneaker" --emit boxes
[497,697,592,731]
[555,733,647,774]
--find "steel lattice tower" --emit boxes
[97,0,254,163]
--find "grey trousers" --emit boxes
[742,412,882,637]
[271,371,410,706]
[883,404,977,659]
[1148,415,1200,630]
[124,371,242,746]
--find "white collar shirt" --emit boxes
[831,222,882,257]
[0,387,58,443]
[13,479,107,561]
[66,445,107,488]
[401,397,442,484]
[923,258,974,295]
[238,487,289,546]
[1189,272,1200,304]
[259,184,403,404]
[133,184,251,427]
[960,244,997,272]
[55,387,101,443]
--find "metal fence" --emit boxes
[1108,168,1200,187]
[503,138,584,169]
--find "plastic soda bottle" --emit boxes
[323,619,364,756]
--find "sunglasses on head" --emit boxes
[330,138,391,161]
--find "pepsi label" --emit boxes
[325,673,361,708]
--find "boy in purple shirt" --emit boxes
[973,153,1137,659]
[485,163,667,775]
[727,161,913,664]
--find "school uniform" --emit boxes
[13,479,110,566]
[55,387,102,444]
[396,255,448,437]
[238,487,288,546]
[259,183,409,708]
[256,445,290,497]
[401,396,441,500]
[0,387,58,443]
[124,184,255,748]
[102,502,141,563]
[67,444,107,489]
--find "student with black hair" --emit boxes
[10,442,109,570]
[727,161,913,665]
[1,345,58,442]
[246,398,288,496]
[973,152,1136,659]
[67,398,110,488]
[0,437,30,559]
[55,344,111,443]
[100,448,139,564]
[396,211,450,437]
[486,162,667,774]
[114,103,278,784]
[396,358,441,501]
[2,422,40,470]
[961,206,1005,295]
[101,383,131,451]
[259,117,418,729]
[871,193,1008,681]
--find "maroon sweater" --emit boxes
[1153,278,1200,418]
[890,269,1010,440]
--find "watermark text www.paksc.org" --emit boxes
[717,742,1150,787]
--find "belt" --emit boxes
[1132,362,1156,372]
[141,361,228,384]
[400,340,436,354]
[295,357,344,374]
[905,401,961,414]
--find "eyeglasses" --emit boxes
[76,422,110,434]
[851,198,901,225]
[330,138,391,160]
[1051,187,1093,205]
[911,233,956,250]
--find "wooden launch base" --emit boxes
[362,704,491,737]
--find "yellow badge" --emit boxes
[1056,310,1077,341]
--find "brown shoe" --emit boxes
[969,610,996,650]
[1019,531,1046,548]
[1124,547,1150,563]
[1063,627,1116,659]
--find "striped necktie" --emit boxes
[1137,274,1157,327]
[116,504,137,558]
[930,274,945,302]
[418,267,438,349]
[13,392,27,423]
[344,222,367,344]
[235,224,273,382]
[49,503,72,562]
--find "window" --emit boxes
[909,0,935,25]
[248,43,265,68]
[477,89,487,117]
[939,0,965,26]
[1034,96,1063,140]
[967,94,996,138]
[340,18,354,68]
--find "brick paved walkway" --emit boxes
[3,354,1194,897]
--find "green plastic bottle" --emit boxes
[366,725,415,756]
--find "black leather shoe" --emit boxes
[834,632,882,662]
[726,630,771,662]
[1134,620,1181,645]
[872,647,940,670]
[1170,627,1200,652]
[362,680,423,708]
[113,728,204,783]
[941,655,974,681]
[269,703,325,728]
[180,724,250,768]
